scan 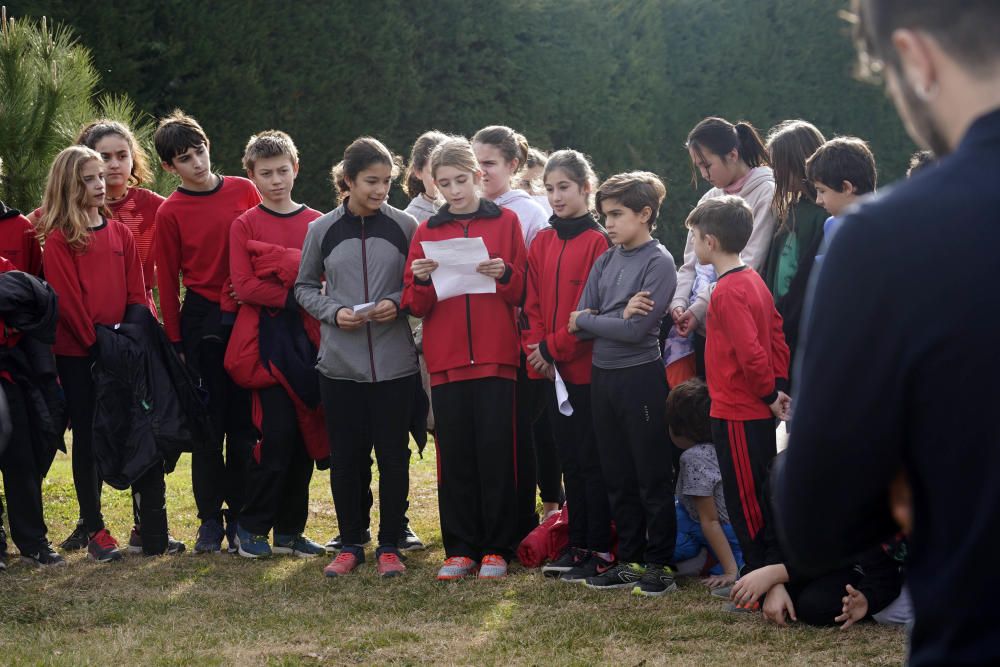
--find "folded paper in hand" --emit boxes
[554,367,573,416]
[353,301,376,319]
[420,237,497,301]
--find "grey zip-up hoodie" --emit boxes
[295,200,419,382]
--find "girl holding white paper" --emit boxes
[294,137,421,579]
[521,150,615,580]
[402,137,527,581]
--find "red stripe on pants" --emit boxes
[729,420,762,538]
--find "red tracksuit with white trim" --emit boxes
[704,265,790,572]
[402,198,526,560]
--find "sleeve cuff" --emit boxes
[761,390,779,406]
[332,306,347,328]
[414,276,432,286]
[538,340,554,364]
[497,263,512,285]
[775,377,789,394]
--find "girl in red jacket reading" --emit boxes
[521,150,614,581]
[402,137,527,580]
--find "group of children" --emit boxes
[0,110,913,628]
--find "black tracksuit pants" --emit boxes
[710,416,781,572]
[187,336,254,526]
[56,355,104,535]
[57,356,170,553]
[591,360,675,565]
[432,377,517,561]
[320,374,415,549]
[0,380,48,554]
[240,385,313,537]
[515,370,564,539]
[546,380,611,552]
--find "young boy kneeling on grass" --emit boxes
[666,378,743,589]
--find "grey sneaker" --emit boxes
[710,584,733,599]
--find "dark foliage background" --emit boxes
[8,0,912,255]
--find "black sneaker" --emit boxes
[223,510,238,554]
[398,524,425,552]
[324,529,371,554]
[542,547,587,578]
[584,562,645,590]
[21,544,67,568]
[194,518,224,554]
[631,564,677,597]
[60,521,89,551]
[562,552,616,583]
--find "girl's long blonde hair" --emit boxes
[39,146,106,250]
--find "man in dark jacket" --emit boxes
[776,2,1000,665]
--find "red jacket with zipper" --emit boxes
[521,214,609,384]
[402,199,526,386]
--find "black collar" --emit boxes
[259,204,306,218]
[549,213,605,240]
[177,174,224,197]
[427,199,502,228]
[718,264,749,280]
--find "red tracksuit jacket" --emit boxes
[521,214,609,384]
[402,199,526,386]
[705,266,790,421]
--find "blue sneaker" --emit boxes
[194,518,225,554]
[235,525,271,559]
[273,534,325,558]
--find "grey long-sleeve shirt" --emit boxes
[575,239,676,369]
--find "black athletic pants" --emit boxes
[56,355,104,534]
[240,385,313,537]
[515,369,563,539]
[320,374,415,548]
[591,360,675,565]
[0,380,48,553]
[433,377,517,560]
[710,417,781,572]
[534,404,562,505]
[546,380,611,552]
[188,337,254,525]
[57,356,170,552]
[785,566,861,626]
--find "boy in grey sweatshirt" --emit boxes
[568,172,678,597]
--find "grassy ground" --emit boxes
[1,441,906,666]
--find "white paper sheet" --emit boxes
[420,237,496,301]
[554,367,573,416]
[352,301,376,319]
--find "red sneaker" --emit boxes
[478,554,508,579]
[436,556,477,580]
[87,529,123,563]
[323,549,363,577]
[377,550,406,578]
